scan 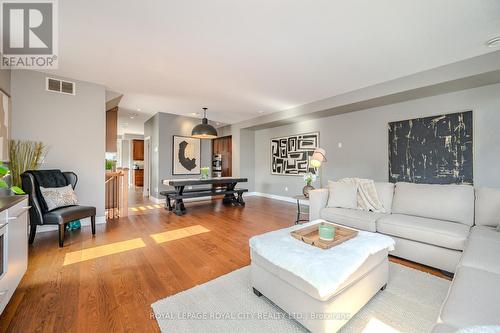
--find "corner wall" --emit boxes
[253,83,500,197]
[11,70,106,219]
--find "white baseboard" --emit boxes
[247,192,309,206]
[36,215,106,233]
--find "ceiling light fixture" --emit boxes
[191,107,218,139]
[486,36,500,47]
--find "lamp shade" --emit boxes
[192,108,218,139]
[311,148,327,163]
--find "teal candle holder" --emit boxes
[318,223,336,241]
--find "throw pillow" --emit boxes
[327,181,358,209]
[40,184,78,211]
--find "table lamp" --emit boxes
[310,148,327,188]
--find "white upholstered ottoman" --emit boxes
[249,220,395,333]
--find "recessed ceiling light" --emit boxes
[190,112,198,116]
[486,36,500,47]
[258,110,265,114]
[137,108,141,112]
[216,122,221,126]
[129,112,138,119]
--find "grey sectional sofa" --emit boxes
[309,182,500,331]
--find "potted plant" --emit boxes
[8,140,48,188]
[302,172,317,198]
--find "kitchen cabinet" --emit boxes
[134,169,144,187]
[132,140,144,161]
[0,197,29,315]
[106,107,118,153]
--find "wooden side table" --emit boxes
[293,195,309,224]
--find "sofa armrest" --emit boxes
[309,188,329,221]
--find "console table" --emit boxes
[161,177,248,216]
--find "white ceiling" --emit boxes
[49,0,500,124]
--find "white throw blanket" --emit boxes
[339,177,385,213]
[249,220,395,299]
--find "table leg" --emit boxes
[295,199,300,224]
[223,182,238,205]
[173,185,186,216]
[236,192,245,206]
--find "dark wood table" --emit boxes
[161,177,248,215]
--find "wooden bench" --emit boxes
[160,188,248,212]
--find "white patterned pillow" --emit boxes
[40,184,78,211]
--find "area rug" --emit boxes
[152,263,450,333]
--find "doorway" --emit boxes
[212,136,232,177]
[143,136,151,197]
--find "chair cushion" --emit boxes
[392,182,474,225]
[43,205,96,225]
[459,236,500,275]
[440,267,500,327]
[475,187,500,227]
[320,207,387,232]
[377,214,470,250]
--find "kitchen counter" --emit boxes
[0,195,28,213]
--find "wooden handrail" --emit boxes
[105,168,129,219]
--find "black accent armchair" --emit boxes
[21,169,96,247]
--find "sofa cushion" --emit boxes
[440,267,500,327]
[475,187,500,227]
[459,237,500,275]
[320,207,386,232]
[392,182,474,225]
[327,181,358,209]
[377,214,470,250]
[469,226,500,243]
[374,182,395,213]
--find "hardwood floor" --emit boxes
[0,195,449,332]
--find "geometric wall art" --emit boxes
[271,132,319,175]
[172,135,201,175]
[388,111,473,185]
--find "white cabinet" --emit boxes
[0,198,29,314]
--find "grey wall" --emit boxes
[145,112,212,198]
[11,70,106,218]
[253,83,500,197]
[0,70,10,95]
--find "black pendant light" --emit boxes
[191,107,218,139]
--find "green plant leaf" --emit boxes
[0,179,8,188]
[10,186,25,195]
[0,164,9,176]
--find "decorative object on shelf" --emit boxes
[172,135,201,175]
[0,162,24,196]
[302,172,317,197]
[271,132,319,175]
[191,107,218,139]
[389,111,473,184]
[200,167,210,180]
[310,147,327,187]
[8,140,48,187]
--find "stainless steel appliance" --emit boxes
[212,154,222,178]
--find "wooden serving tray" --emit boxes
[291,222,358,250]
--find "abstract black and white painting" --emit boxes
[271,132,319,175]
[388,111,473,184]
[172,135,201,175]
